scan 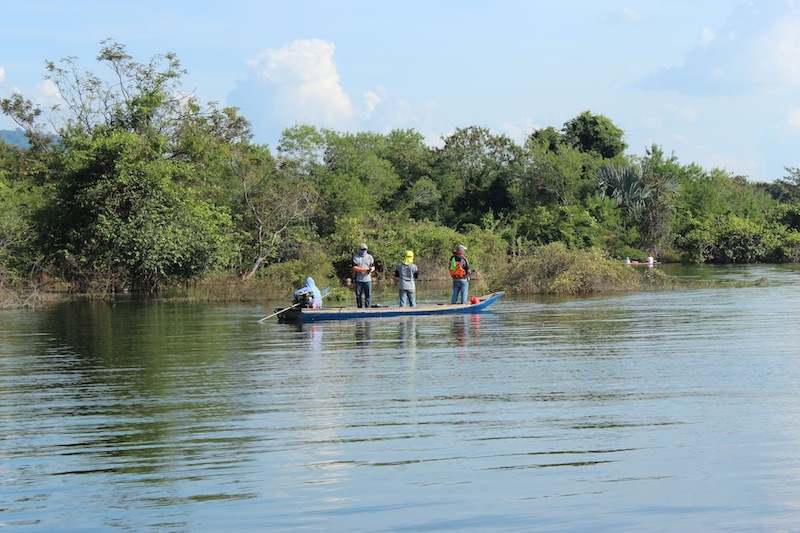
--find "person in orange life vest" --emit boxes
[352,243,375,308]
[395,250,419,307]
[449,244,472,304]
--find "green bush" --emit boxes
[773,229,800,262]
[497,242,641,294]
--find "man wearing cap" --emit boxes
[352,243,375,308]
[449,244,472,304]
[395,250,419,307]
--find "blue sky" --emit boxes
[2,0,799,182]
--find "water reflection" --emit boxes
[2,300,264,529]
[451,314,482,348]
[397,316,417,352]
[6,265,800,531]
[307,323,323,352]
[354,320,373,350]
[290,322,324,351]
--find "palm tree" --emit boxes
[597,163,652,218]
[597,157,679,254]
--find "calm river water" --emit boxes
[2,265,800,532]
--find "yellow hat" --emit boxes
[403,250,414,265]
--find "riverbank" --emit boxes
[2,261,771,310]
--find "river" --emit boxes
[2,264,800,531]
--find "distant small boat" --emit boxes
[276,291,505,323]
[625,257,659,266]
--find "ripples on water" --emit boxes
[2,265,800,531]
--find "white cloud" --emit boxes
[641,2,800,96]
[600,7,643,23]
[699,27,716,47]
[668,103,699,123]
[363,91,380,117]
[247,39,354,127]
[40,79,61,103]
[0,66,5,84]
[619,8,643,23]
[706,152,758,176]
[788,106,800,129]
[500,118,539,145]
[753,10,800,87]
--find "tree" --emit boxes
[0,94,55,151]
[0,143,43,283]
[2,40,245,292]
[563,110,627,159]
[636,146,681,253]
[323,131,402,215]
[514,136,590,208]
[597,145,679,254]
[45,129,236,292]
[277,124,327,171]
[527,126,563,153]
[674,166,778,233]
[596,163,652,219]
[677,214,779,264]
[276,126,398,235]
[236,145,320,280]
[762,167,800,204]
[437,126,521,227]
[372,129,439,219]
[44,39,187,138]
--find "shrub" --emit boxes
[498,242,642,294]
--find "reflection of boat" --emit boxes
[276,292,505,323]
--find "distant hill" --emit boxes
[0,129,31,148]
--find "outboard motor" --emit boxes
[292,289,314,308]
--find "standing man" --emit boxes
[352,243,375,308]
[449,244,471,304]
[395,250,419,307]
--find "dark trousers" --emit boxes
[355,281,372,308]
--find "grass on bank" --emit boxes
[1,242,771,307]
[493,243,769,295]
[165,242,774,302]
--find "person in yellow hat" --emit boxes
[395,250,419,307]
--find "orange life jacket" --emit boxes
[450,256,467,279]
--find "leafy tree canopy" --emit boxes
[563,110,627,159]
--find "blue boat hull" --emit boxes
[277,291,505,323]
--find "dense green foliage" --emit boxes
[2,41,800,299]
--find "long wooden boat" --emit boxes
[276,291,505,323]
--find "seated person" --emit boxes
[293,277,322,308]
